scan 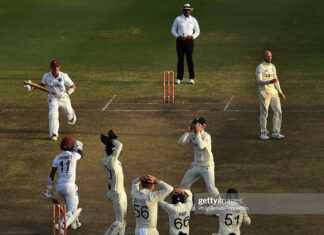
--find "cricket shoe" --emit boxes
[55,224,65,235]
[70,220,82,230]
[189,79,195,84]
[271,133,285,139]
[259,133,270,140]
[175,79,182,84]
[50,134,58,141]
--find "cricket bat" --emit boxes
[24,81,57,95]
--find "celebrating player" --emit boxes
[179,117,220,198]
[101,130,127,235]
[159,188,193,235]
[256,50,286,140]
[131,175,173,235]
[25,60,77,141]
[45,137,83,234]
[206,188,251,235]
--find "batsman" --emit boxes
[24,60,77,141]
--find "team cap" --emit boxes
[50,60,60,67]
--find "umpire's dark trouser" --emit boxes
[176,38,194,80]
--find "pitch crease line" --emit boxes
[224,95,234,111]
[102,95,116,111]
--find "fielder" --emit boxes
[256,50,286,140]
[45,137,83,234]
[101,130,127,235]
[206,188,251,235]
[131,175,173,235]
[159,188,193,235]
[25,60,77,141]
[179,117,220,198]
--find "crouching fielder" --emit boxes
[159,189,193,235]
[131,175,173,235]
[45,137,83,234]
[206,189,251,235]
[101,130,127,235]
[25,60,77,141]
[179,117,220,198]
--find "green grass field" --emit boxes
[0,0,324,234]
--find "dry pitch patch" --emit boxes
[0,96,324,234]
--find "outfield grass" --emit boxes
[0,0,323,106]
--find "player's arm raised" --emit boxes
[150,176,173,201]
[195,129,211,149]
[111,139,123,159]
[178,123,192,146]
[131,177,141,194]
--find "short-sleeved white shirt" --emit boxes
[53,151,81,185]
[42,71,74,99]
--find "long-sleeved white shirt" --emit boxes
[178,130,214,166]
[206,201,251,235]
[131,178,173,229]
[171,14,200,39]
[256,61,283,94]
[159,190,193,235]
[103,139,124,192]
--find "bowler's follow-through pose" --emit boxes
[101,130,127,235]
[159,188,193,235]
[45,137,83,234]
[131,175,173,235]
[179,117,220,198]
[25,60,77,141]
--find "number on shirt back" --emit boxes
[225,213,239,226]
[133,204,149,219]
[59,160,70,173]
[174,216,190,229]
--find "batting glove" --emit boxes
[24,80,34,92]
[73,140,83,151]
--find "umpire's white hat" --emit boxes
[182,3,193,10]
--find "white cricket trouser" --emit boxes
[259,90,282,134]
[180,164,219,198]
[104,189,127,235]
[135,227,159,235]
[56,183,80,226]
[48,97,76,137]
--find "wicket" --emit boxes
[163,71,175,104]
[53,204,67,235]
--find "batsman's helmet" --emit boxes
[172,191,188,204]
[60,137,74,151]
[226,188,239,200]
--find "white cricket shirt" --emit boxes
[159,190,193,235]
[256,61,283,94]
[42,71,74,99]
[178,130,214,166]
[53,151,81,185]
[103,140,124,192]
[131,178,173,229]
[171,14,200,39]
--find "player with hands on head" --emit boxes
[101,130,127,235]
[206,188,251,235]
[159,188,193,235]
[131,175,173,235]
[179,117,220,199]
[256,50,286,140]
[45,137,83,234]
[25,60,78,141]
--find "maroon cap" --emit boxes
[50,60,60,67]
[60,137,74,151]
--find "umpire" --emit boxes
[171,3,200,85]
